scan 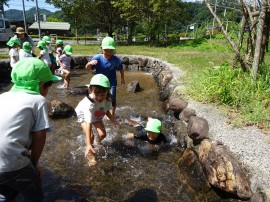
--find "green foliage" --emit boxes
[188,63,270,130]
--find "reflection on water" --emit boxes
[1,69,238,201]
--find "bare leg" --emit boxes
[93,121,106,144]
[110,106,116,118]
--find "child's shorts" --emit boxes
[0,163,43,201]
[55,68,64,76]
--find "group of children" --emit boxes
[7,34,73,89]
[77,37,167,166]
[0,36,168,201]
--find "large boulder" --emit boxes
[198,139,253,200]
[48,99,76,118]
[169,96,188,114]
[180,108,196,122]
[67,86,88,95]
[126,80,141,93]
[187,116,209,144]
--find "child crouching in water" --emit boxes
[75,74,119,166]
[127,118,167,145]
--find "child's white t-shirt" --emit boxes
[9,48,19,68]
[56,47,62,67]
[75,96,112,123]
[40,50,52,66]
[59,54,72,70]
[19,49,32,60]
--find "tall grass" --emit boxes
[188,63,270,132]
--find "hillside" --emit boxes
[4,7,53,22]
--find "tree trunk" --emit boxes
[260,10,270,61]
[204,0,248,71]
[252,0,267,78]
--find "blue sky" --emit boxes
[4,0,60,12]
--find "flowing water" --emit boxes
[1,68,240,202]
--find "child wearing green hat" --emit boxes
[56,44,73,88]
[19,41,33,60]
[127,118,167,145]
[6,37,20,68]
[42,35,57,73]
[0,58,62,201]
[75,74,120,166]
[55,39,64,68]
[85,36,125,118]
[37,40,52,68]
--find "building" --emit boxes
[28,21,71,36]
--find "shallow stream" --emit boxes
[1,68,240,202]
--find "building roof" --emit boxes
[29,21,70,30]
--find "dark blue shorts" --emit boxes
[0,163,43,202]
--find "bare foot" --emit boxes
[86,154,97,166]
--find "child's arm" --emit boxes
[85,122,95,158]
[37,52,43,59]
[11,55,18,62]
[85,60,98,70]
[106,110,120,128]
[119,69,125,87]
[30,129,46,167]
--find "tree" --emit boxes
[46,0,90,43]
[204,0,270,78]
[113,0,186,43]
[46,0,123,38]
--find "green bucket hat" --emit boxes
[6,37,21,47]
[10,58,62,94]
[56,39,64,45]
[63,45,73,55]
[145,119,162,133]
[37,40,48,50]
[101,37,115,50]
[42,36,51,43]
[22,41,32,53]
[90,74,110,88]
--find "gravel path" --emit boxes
[169,62,270,193]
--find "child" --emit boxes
[127,118,167,145]
[75,74,119,166]
[55,39,64,68]
[42,35,57,73]
[6,37,20,68]
[19,41,33,59]
[37,40,52,68]
[0,58,62,202]
[56,44,73,88]
[85,37,125,117]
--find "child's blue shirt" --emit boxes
[90,54,123,87]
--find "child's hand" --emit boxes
[127,133,134,140]
[84,145,95,158]
[90,60,98,65]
